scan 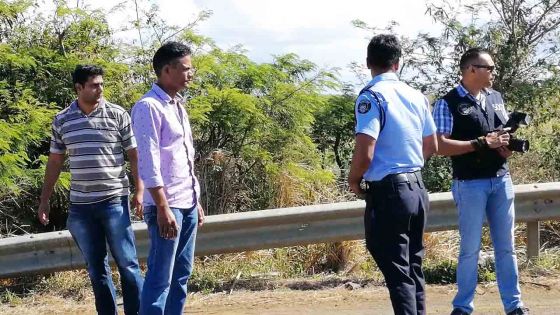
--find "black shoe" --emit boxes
[507,307,529,315]
[450,309,469,315]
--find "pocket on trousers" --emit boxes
[389,183,416,214]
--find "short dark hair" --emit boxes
[152,41,192,77]
[367,34,402,69]
[72,65,104,86]
[459,48,491,70]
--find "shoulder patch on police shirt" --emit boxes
[357,99,371,114]
[458,102,475,115]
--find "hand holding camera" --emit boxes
[485,131,510,149]
[501,112,531,153]
[472,112,531,153]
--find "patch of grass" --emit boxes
[1,289,22,305]
[477,263,497,282]
[189,241,375,293]
[423,258,496,284]
[521,249,560,277]
[36,270,92,301]
[0,276,43,304]
[424,259,457,284]
[0,268,123,305]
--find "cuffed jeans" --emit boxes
[67,196,143,315]
[451,174,524,314]
[140,206,198,315]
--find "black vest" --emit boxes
[443,87,509,179]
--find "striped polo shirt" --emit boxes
[50,100,137,204]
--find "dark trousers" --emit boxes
[364,172,429,315]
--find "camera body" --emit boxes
[502,112,531,153]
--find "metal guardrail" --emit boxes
[0,182,559,278]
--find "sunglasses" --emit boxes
[471,64,495,71]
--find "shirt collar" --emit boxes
[151,83,183,105]
[456,82,493,99]
[369,72,399,86]
[70,98,106,114]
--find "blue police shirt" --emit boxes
[355,72,436,181]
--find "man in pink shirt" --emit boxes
[131,41,204,315]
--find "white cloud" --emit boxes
[188,0,440,83]
[73,0,442,84]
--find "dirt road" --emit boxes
[188,278,560,315]
[1,278,559,314]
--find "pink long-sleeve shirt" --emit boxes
[131,83,200,209]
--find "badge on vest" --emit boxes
[458,102,475,115]
[493,103,505,112]
[357,99,371,114]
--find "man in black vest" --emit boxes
[433,48,528,315]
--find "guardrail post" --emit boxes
[526,221,540,260]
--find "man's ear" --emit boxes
[74,83,82,93]
[161,64,170,77]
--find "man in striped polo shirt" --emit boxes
[38,65,144,315]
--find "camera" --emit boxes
[502,112,531,153]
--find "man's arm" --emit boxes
[422,97,438,161]
[147,186,178,239]
[436,133,477,156]
[192,175,205,227]
[349,92,381,197]
[126,148,144,217]
[423,133,437,161]
[432,97,509,156]
[119,110,145,218]
[348,134,376,197]
[182,112,205,227]
[38,153,65,225]
[436,132,510,156]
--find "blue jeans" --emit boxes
[67,196,143,315]
[451,174,523,314]
[140,206,198,315]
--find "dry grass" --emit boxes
[2,226,559,305]
[189,241,381,293]
[38,270,95,300]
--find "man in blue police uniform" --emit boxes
[348,34,437,315]
[433,48,528,315]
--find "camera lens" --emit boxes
[508,139,529,153]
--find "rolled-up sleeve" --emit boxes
[119,111,137,151]
[131,101,164,188]
[432,98,453,135]
[49,120,66,154]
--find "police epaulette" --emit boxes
[358,86,387,133]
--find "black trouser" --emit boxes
[364,171,429,315]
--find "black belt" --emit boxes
[367,170,423,188]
